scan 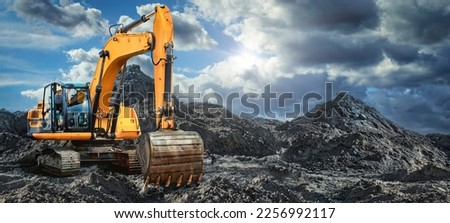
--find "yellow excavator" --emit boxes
[26,5,204,189]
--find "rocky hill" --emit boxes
[0,65,449,203]
[276,93,448,174]
[175,102,280,157]
[0,109,27,136]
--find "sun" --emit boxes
[234,48,260,68]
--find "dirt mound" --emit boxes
[176,103,280,157]
[0,132,32,164]
[381,164,450,182]
[276,94,448,173]
[0,166,142,202]
[333,178,450,202]
[427,133,450,158]
[0,109,27,136]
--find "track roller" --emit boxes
[37,148,80,176]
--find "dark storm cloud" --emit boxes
[280,0,379,33]
[382,44,419,64]
[378,0,450,44]
[172,12,217,50]
[421,47,450,84]
[285,34,384,67]
[269,0,450,87]
[277,7,449,89]
[376,46,450,88]
[365,85,450,134]
[14,0,85,27]
[12,0,107,37]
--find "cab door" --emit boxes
[40,82,64,133]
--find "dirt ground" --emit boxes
[1,150,449,203]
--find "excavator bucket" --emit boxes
[137,130,204,189]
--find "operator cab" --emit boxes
[27,82,92,135]
[65,82,90,131]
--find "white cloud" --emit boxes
[174,53,282,95]
[174,0,332,95]
[189,0,251,25]
[21,88,44,101]
[65,48,99,63]
[191,0,279,52]
[136,3,160,16]
[60,48,100,83]
[327,53,428,87]
[187,0,300,80]
[12,0,109,38]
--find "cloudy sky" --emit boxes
[0,0,449,134]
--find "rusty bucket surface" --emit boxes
[137,130,204,189]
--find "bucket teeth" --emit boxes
[165,175,172,188]
[155,175,161,188]
[144,176,151,190]
[187,174,193,186]
[176,175,183,187]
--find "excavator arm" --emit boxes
[90,5,177,137]
[152,6,176,130]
